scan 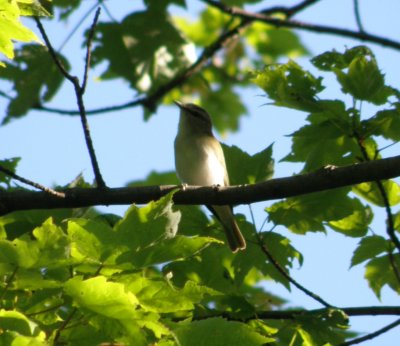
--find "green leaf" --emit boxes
[164,245,239,293]
[1,45,69,122]
[267,188,352,234]
[91,9,191,95]
[233,229,302,290]
[174,7,233,47]
[293,309,349,346]
[64,276,139,319]
[117,235,219,268]
[173,317,274,346]
[363,104,400,141]
[364,254,400,298]
[251,60,324,112]
[175,205,210,237]
[16,0,51,16]
[312,46,394,104]
[353,180,400,206]
[283,105,358,171]
[311,46,373,71]
[0,208,74,240]
[67,218,116,265]
[222,144,274,185]
[201,86,247,134]
[351,235,389,267]
[0,0,41,63]
[114,192,181,252]
[47,0,82,20]
[245,22,308,64]
[0,236,39,268]
[334,55,389,104]
[31,218,72,268]
[328,199,372,237]
[0,157,20,188]
[0,309,40,336]
[123,275,215,313]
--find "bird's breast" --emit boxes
[174,135,226,186]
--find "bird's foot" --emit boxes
[212,184,221,192]
[179,183,188,191]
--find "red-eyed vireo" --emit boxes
[174,101,246,252]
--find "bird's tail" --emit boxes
[209,205,246,252]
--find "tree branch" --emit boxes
[338,317,400,346]
[193,305,400,321]
[1,155,400,215]
[0,164,65,198]
[353,0,365,33]
[256,229,333,308]
[206,1,400,51]
[34,12,106,189]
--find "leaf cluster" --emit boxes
[253,45,400,299]
[0,1,308,129]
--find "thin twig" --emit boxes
[337,317,400,346]
[34,17,75,84]
[355,134,400,259]
[58,2,99,52]
[82,7,101,92]
[204,0,321,18]
[27,0,400,117]
[53,308,77,344]
[255,229,334,308]
[0,164,65,198]
[353,0,365,33]
[0,90,12,100]
[206,1,400,51]
[35,13,106,188]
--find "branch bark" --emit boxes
[191,305,400,322]
[2,155,400,215]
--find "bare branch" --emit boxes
[256,229,333,308]
[206,1,400,51]
[354,132,400,258]
[353,0,365,33]
[28,0,400,118]
[35,14,106,189]
[58,2,99,52]
[0,164,65,198]
[1,155,400,215]
[82,7,101,92]
[191,305,400,321]
[338,317,400,346]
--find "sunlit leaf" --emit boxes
[328,199,372,237]
[353,180,400,206]
[251,60,324,112]
[64,276,139,319]
[0,0,41,63]
[114,192,181,251]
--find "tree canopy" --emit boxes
[0,0,400,345]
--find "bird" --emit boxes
[174,101,246,252]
